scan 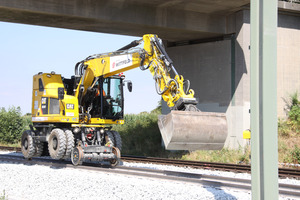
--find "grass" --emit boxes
[113,111,173,157]
[278,123,300,164]
[181,146,251,164]
[0,142,20,148]
[276,93,300,164]
[181,124,300,165]
[0,190,8,200]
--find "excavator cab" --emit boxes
[81,75,124,120]
[100,76,124,120]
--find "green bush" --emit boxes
[279,92,300,134]
[23,113,32,130]
[288,93,300,127]
[113,111,166,156]
[291,145,300,164]
[278,119,290,137]
[0,106,28,144]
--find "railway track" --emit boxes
[122,155,300,180]
[0,153,300,198]
[1,145,300,179]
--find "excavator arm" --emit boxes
[140,34,198,110]
[75,34,228,150]
[75,34,197,110]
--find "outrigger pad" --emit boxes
[158,111,228,150]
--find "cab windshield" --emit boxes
[101,77,123,119]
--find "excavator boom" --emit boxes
[75,34,228,150]
[114,34,228,150]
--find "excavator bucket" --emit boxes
[158,111,228,150]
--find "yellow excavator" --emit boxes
[21,34,228,166]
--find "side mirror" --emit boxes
[127,81,132,92]
[123,80,133,92]
[58,87,65,100]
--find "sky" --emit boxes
[0,21,161,115]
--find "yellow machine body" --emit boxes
[30,34,228,151]
[32,73,124,126]
[32,73,78,123]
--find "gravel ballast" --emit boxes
[0,151,299,200]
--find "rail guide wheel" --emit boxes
[71,146,83,166]
[110,147,121,167]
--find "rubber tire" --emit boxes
[111,131,122,151]
[48,128,67,160]
[63,129,75,159]
[35,141,44,157]
[106,131,115,147]
[41,142,49,156]
[21,130,35,159]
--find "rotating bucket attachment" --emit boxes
[158,111,228,150]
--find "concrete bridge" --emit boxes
[1,0,300,148]
[0,0,249,41]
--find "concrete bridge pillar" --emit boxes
[163,10,251,149]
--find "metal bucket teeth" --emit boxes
[158,111,228,150]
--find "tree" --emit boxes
[0,106,26,144]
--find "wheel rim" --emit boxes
[24,138,28,150]
[21,131,35,159]
[110,147,120,167]
[72,148,79,164]
[52,137,58,150]
[48,128,67,160]
[71,146,83,166]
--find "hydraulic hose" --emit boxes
[117,39,142,51]
[75,61,86,76]
[155,78,179,96]
[153,36,179,76]
[153,36,173,65]
[140,59,153,71]
[183,80,190,94]
[75,62,81,75]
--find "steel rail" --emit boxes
[122,155,250,172]
[121,155,300,179]
[1,146,300,179]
